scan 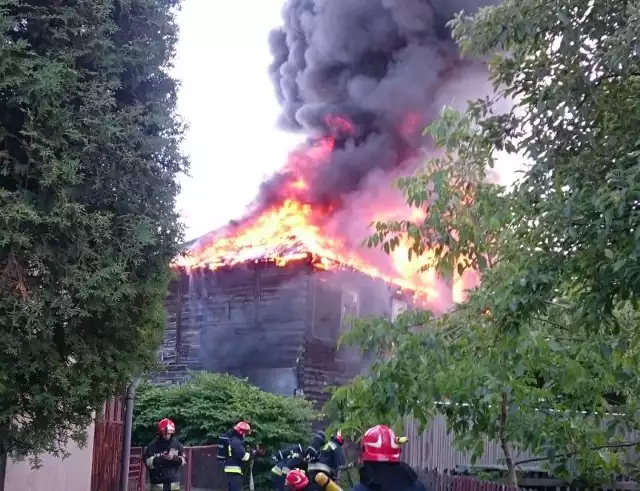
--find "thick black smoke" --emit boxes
[263,0,500,207]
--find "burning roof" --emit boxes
[173,197,472,308]
[174,0,495,311]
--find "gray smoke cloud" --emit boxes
[261,0,500,208]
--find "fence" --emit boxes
[127,447,637,491]
[129,447,145,491]
[91,396,125,491]
[402,415,640,473]
[126,452,513,491]
[419,469,516,491]
[402,416,538,470]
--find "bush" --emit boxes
[132,372,320,488]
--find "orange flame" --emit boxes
[175,112,478,310]
[175,199,442,303]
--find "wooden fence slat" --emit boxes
[403,415,640,473]
[91,397,125,491]
[185,447,193,491]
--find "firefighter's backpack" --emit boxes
[217,432,231,461]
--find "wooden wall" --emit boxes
[154,261,408,409]
[300,268,403,407]
[153,262,313,386]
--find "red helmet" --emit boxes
[157,418,176,435]
[285,469,309,490]
[334,429,344,445]
[360,425,405,462]
[233,421,251,435]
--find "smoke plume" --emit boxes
[264,0,501,208]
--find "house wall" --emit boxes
[4,422,95,491]
[300,269,402,407]
[154,262,312,388]
[155,262,411,408]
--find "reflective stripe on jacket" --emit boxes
[224,431,250,474]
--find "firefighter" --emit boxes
[351,425,429,491]
[284,469,313,491]
[143,418,186,491]
[285,468,343,491]
[307,430,346,481]
[304,430,326,462]
[223,421,254,491]
[282,444,308,480]
[271,444,304,491]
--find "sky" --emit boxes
[172,0,299,241]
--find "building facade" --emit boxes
[152,260,413,407]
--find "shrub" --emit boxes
[132,372,319,488]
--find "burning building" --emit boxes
[154,198,463,403]
[154,206,471,405]
[157,250,421,405]
[152,0,499,403]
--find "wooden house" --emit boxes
[152,248,422,407]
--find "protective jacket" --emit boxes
[283,451,307,474]
[272,466,286,491]
[143,436,185,491]
[351,462,430,491]
[307,437,345,480]
[272,444,305,491]
[224,430,251,475]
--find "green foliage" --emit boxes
[133,373,319,488]
[329,0,640,486]
[0,0,187,460]
[132,373,318,446]
[329,305,640,484]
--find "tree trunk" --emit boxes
[500,391,517,486]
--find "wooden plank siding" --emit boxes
[91,396,124,491]
[152,262,405,410]
[154,263,313,387]
[403,415,640,474]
